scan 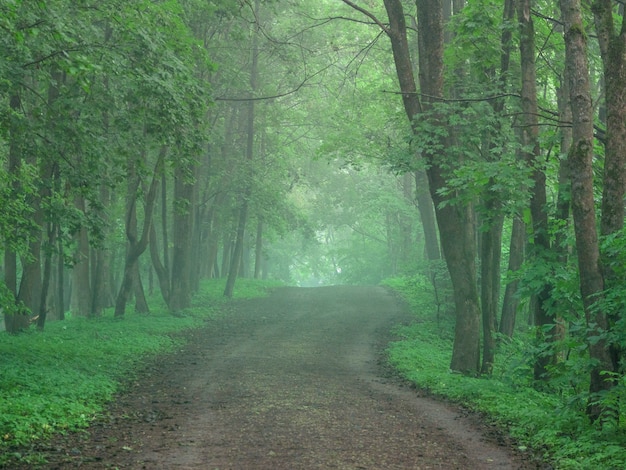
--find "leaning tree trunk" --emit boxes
[415,0,482,373]
[383,0,481,373]
[114,147,165,317]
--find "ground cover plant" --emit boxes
[383,275,626,470]
[0,278,281,466]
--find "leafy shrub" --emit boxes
[383,275,626,469]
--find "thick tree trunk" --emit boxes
[560,0,615,422]
[414,0,481,373]
[133,262,149,313]
[369,0,481,373]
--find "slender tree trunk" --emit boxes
[70,196,91,317]
[225,0,261,297]
[149,220,170,304]
[518,0,555,380]
[500,215,525,336]
[169,163,196,312]
[115,147,165,317]
[592,0,626,374]
[254,219,263,279]
[560,0,615,422]
[480,0,515,372]
[480,209,504,374]
[550,78,574,353]
[56,227,65,321]
[414,170,440,262]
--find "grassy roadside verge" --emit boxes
[383,275,626,470]
[0,278,282,466]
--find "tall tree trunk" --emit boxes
[550,77,574,354]
[3,93,29,332]
[367,0,481,373]
[480,0,515,373]
[560,0,615,422]
[518,0,554,380]
[592,0,626,374]
[416,0,482,373]
[225,0,261,297]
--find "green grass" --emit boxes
[383,275,626,470]
[0,278,282,464]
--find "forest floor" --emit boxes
[14,285,546,469]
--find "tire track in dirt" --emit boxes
[28,285,539,469]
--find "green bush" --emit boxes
[383,275,626,470]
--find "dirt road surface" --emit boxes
[22,286,541,469]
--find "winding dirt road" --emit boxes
[30,286,539,469]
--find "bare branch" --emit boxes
[214,62,335,102]
[340,0,390,35]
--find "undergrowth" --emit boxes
[382,275,626,470]
[0,278,281,465]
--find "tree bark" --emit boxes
[480,0,515,373]
[3,93,30,333]
[114,146,165,317]
[380,0,481,373]
[225,0,261,297]
[518,0,555,380]
[560,0,615,422]
[592,0,626,374]
[500,215,525,336]
[414,170,440,262]
[169,163,196,312]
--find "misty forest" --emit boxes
[2,0,626,468]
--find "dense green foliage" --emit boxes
[384,276,626,469]
[2,0,626,465]
[0,278,280,465]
